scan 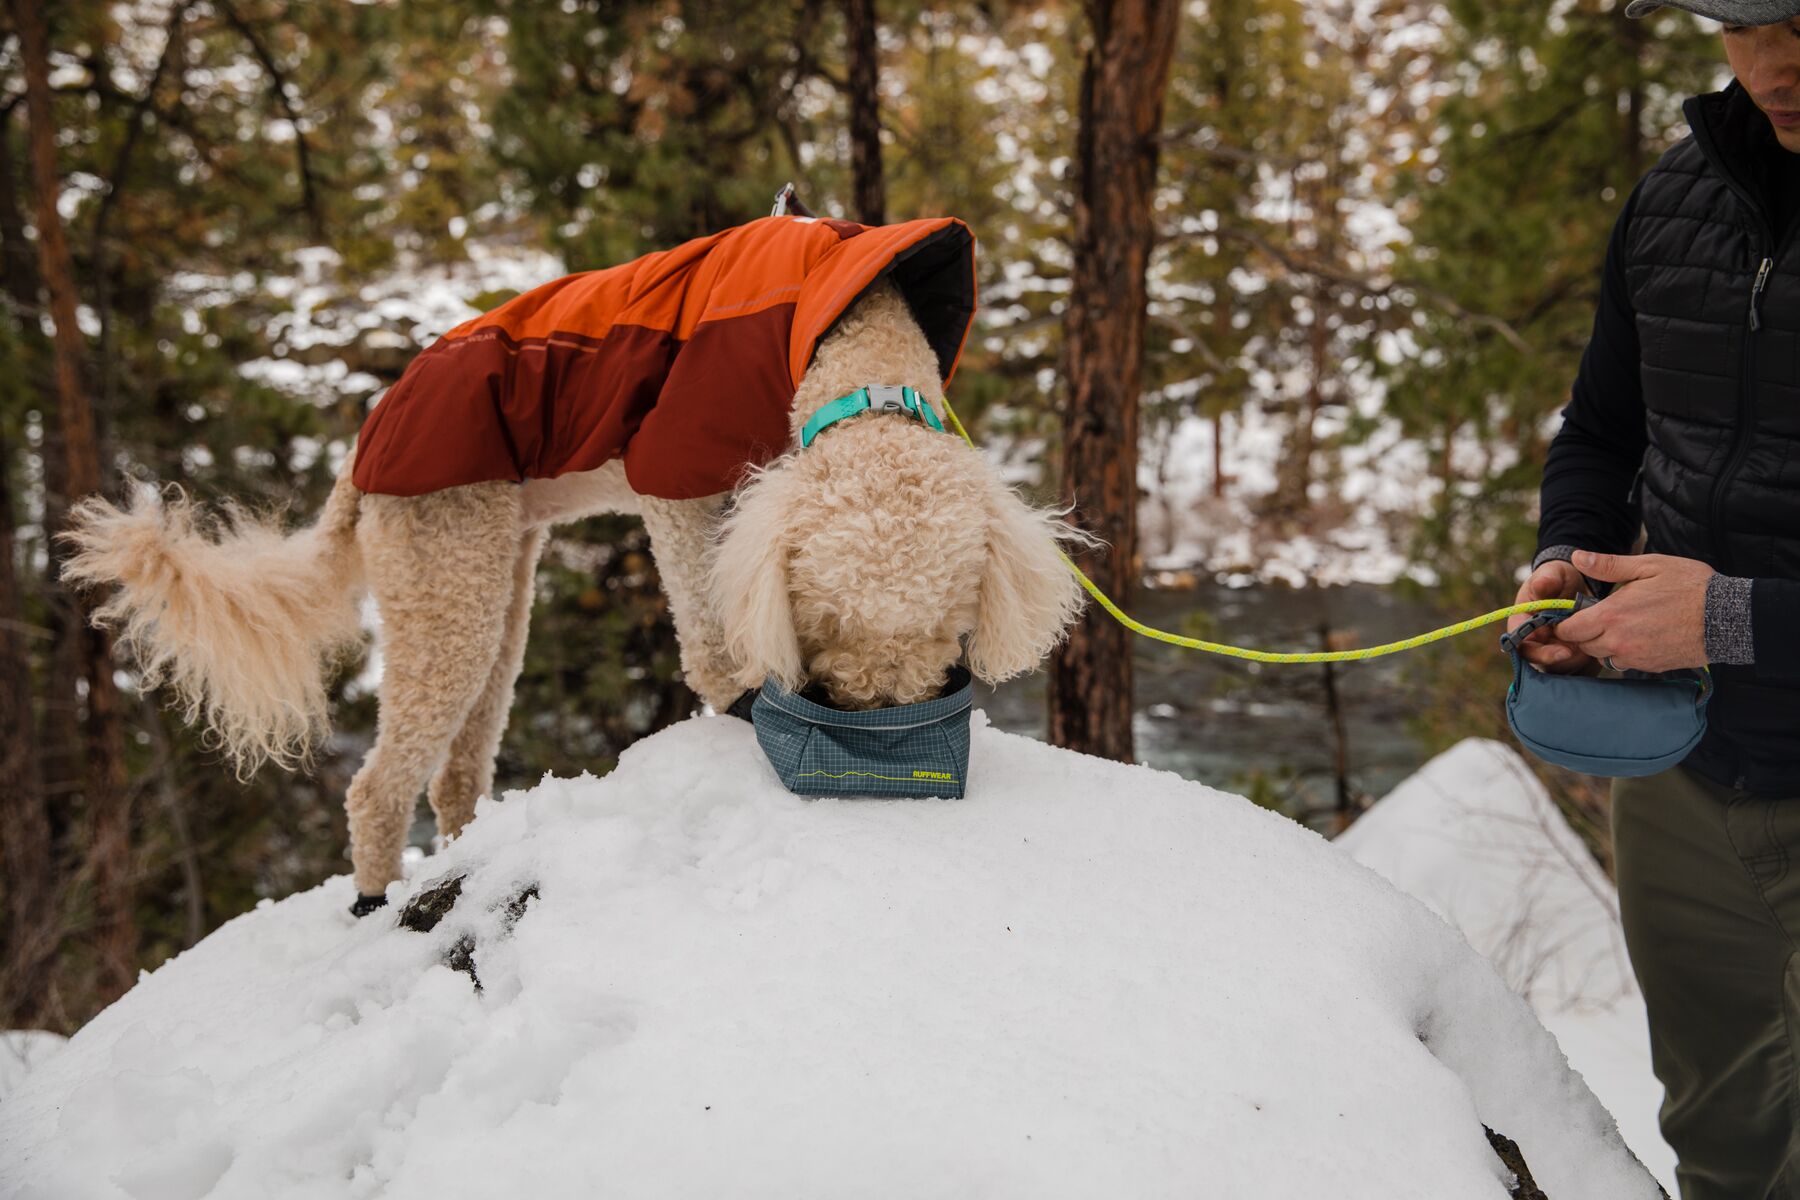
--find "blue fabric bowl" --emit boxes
[751,667,973,798]
[1506,662,1710,778]
[1500,611,1711,778]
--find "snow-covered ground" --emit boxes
[0,1033,67,1104]
[1337,740,1675,1193]
[1,716,1656,1198]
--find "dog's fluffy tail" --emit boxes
[58,448,369,778]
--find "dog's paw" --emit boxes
[349,892,390,919]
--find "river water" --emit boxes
[976,582,1462,824]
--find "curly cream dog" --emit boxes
[58,281,1088,905]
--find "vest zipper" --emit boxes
[1750,255,1774,330]
[1712,264,1765,576]
[1712,239,1786,575]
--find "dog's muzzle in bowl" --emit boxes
[748,667,973,798]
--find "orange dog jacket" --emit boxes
[350,215,977,500]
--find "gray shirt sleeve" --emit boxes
[1532,544,1580,572]
[1705,573,1755,666]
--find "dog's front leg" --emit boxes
[640,494,741,712]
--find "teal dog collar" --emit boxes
[800,385,946,449]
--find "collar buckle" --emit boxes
[864,384,912,415]
[801,385,947,448]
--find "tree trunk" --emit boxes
[1048,0,1179,762]
[1212,412,1226,500]
[843,0,885,226]
[1299,279,1327,505]
[1319,621,1352,834]
[14,0,138,1001]
[0,106,41,306]
[0,420,55,1025]
[1618,7,1647,183]
[0,104,84,833]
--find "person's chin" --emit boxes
[1767,109,1800,151]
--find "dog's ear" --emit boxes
[710,464,806,693]
[967,482,1093,685]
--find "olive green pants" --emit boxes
[1614,765,1800,1200]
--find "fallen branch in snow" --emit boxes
[1485,1127,1548,1200]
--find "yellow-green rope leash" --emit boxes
[936,395,1576,665]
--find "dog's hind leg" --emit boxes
[427,524,548,841]
[347,484,521,902]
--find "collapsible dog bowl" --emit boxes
[752,667,973,798]
[1500,605,1711,778]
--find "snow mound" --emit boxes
[1,717,1657,1199]
[1336,738,1674,1190]
[1336,739,1628,1011]
[0,1032,67,1103]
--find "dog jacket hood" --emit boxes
[350,215,977,500]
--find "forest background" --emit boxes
[0,0,1723,1032]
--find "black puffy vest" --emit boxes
[1628,82,1800,792]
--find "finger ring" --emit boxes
[1603,656,1618,672]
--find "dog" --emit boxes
[58,216,1090,913]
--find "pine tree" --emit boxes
[1049,0,1180,762]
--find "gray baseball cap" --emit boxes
[1625,0,1800,20]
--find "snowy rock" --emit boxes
[0,717,1657,1198]
[1335,738,1676,1192]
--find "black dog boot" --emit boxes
[350,892,389,918]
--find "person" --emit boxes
[1508,2,1800,1195]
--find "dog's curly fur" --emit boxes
[58,281,1089,897]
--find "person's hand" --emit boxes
[1507,559,1596,674]
[1552,551,1713,673]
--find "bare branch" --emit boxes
[1149,310,1226,371]
[213,0,324,240]
[90,3,192,416]
[1179,222,1533,356]
[1156,126,1309,173]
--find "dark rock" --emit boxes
[395,874,539,992]
[502,884,540,929]
[397,874,464,933]
[444,934,479,988]
[1484,1126,1548,1200]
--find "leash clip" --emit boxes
[1496,592,1598,657]
[771,182,815,218]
